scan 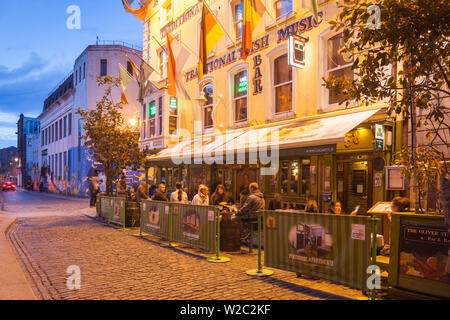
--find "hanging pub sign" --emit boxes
[375,124,385,150]
[288,36,306,69]
[385,166,406,190]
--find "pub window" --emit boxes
[275,0,293,19]
[142,121,146,139]
[233,70,248,123]
[169,97,178,134]
[326,33,354,105]
[273,54,293,114]
[142,103,147,138]
[280,161,289,194]
[233,1,244,41]
[270,173,277,194]
[201,82,214,129]
[159,96,164,136]
[161,0,172,27]
[159,50,168,79]
[149,100,156,138]
[301,158,311,195]
[100,59,107,76]
[276,159,310,195]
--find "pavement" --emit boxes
[0,213,36,299]
[2,190,369,300]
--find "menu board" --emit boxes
[367,202,392,214]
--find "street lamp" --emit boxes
[129,118,138,127]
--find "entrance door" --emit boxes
[346,161,369,215]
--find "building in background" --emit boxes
[38,42,142,197]
[0,146,19,183]
[17,114,40,188]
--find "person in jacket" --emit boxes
[192,184,209,205]
[305,195,319,213]
[234,183,265,220]
[233,183,265,240]
[89,176,99,208]
[268,193,283,211]
[116,176,129,198]
[152,183,168,202]
[136,181,150,202]
[170,182,189,203]
[238,189,250,209]
[211,184,230,205]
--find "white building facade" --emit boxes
[38,43,142,196]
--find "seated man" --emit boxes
[232,182,265,240]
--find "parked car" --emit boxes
[2,181,16,191]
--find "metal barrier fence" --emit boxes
[140,200,170,239]
[170,203,217,253]
[263,210,372,290]
[99,196,126,228]
[99,196,115,219]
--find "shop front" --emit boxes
[148,107,390,210]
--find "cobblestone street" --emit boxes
[8,213,367,300]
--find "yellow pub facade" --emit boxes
[137,0,400,215]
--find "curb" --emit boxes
[4,217,18,236]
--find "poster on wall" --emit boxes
[374,172,383,187]
[399,223,449,283]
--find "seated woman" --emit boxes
[380,197,411,256]
[268,193,283,211]
[327,201,357,215]
[211,184,230,205]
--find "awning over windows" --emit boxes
[149,108,381,163]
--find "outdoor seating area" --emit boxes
[95,194,449,300]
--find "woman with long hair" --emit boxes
[211,184,230,205]
[170,182,189,204]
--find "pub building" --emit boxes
[136,0,401,220]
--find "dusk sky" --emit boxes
[0,0,143,149]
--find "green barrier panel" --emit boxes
[170,203,217,253]
[140,200,171,239]
[99,196,115,219]
[263,210,372,290]
[108,197,126,230]
[389,213,450,299]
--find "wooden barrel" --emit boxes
[125,201,140,227]
[220,220,241,252]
